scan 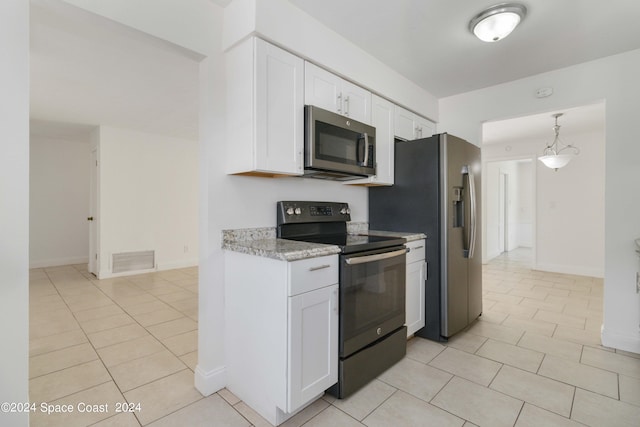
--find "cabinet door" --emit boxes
[288,284,338,412]
[341,80,371,124]
[370,95,394,185]
[394,105,416,141]
[304,62,342,114]
[415,115,436,139]
[406,261,426,337]
[255,39,304,175]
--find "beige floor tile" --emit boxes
[617,348,640,359]
[79,313,135,334]
[445,331,487,354]
[406,337,446,364]
[132,307,184,327]
[218,388,241,406]
[121,299,168,315]
[146,317,198,340]
[114,294,161,308]
[466,320,524,345]
[431,376,522,427]
[508,287,549,301]
[477,309,509,324]
[97,335,166,368]
[30,342,98,379]
[156,290,197,303]
[30,329,88,357]
[502,315,556,337]
[123,369,202,425]
[280,397,331,427]
[581,346,640,379]
[30,316,81,340]
[167,298,198,313]
[515,403,583,427]
[378,357,452,401]
[553,325,602,347]
[364,390,463,427]
[108,349,186,392]
[620,374,640,407]
[517,332,582,361]
[66,295,115,312]
[73,304,125,322]
[87,323,149,349]
[301,405,363,427]
[571,388,640,427]
[148,394,248,427]
[232,401,273,427]
[179,351,198,371]
[332,379,395,421]
[90,412,141,427]
[476,339,544,373]
[29,359,112,403]
[162,330,198,356]
[429,347,501,386]
[538,355,618,398]
[490,365,574,417]
[485,292,523,305]
[29,381,125,427]
[519,297,565,313]
[533,310,585,329]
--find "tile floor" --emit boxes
[28,249,640,426]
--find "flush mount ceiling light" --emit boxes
[469,3,527,42]
[538,113,580,171]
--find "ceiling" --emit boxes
[287,0,640,98]
[32,0,631,144]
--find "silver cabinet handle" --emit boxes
[337,93,342,114]
[345,248,407,265]
[407,245,423,253]
[309,264,331,272]
[344,95,350,116]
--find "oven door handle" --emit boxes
[344,248,407,265]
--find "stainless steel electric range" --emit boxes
[277,201,407,398]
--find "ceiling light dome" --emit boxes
[469,3,527,42]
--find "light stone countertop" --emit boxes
[222,224,425,261]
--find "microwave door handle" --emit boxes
[362,132,369,167]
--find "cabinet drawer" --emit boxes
[288,255,338,296]
[406,240,425,264]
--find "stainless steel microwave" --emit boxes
[304,105,376,180]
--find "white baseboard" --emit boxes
[30,256,89,269]
[601,326,640,354]
[534,262,604,278]
[194,364,226,397]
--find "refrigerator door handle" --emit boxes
[467,168,477,259]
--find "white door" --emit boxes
[341,79,371,124]
[89,148,98,275]
[287,284,338,412]
[304,62,342,113]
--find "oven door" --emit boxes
[340,245,406,358]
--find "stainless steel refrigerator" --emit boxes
[369,133,482,341]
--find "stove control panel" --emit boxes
[277,201,351,225]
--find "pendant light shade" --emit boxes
[469,3,527,42]
[538,113,580,171]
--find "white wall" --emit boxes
[440,51,640,352]
[96,126,199,277]
[30,135,90,268]
[0,1,29,425]
[482,127,605,277]
[516,161,533,248]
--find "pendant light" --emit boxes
[469,3,527,42]
[538,113,580,171]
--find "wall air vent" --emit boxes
[112,250,155,273]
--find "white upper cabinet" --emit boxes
[394,105,435,141]
[226,37,304,177]
[347,94,395,186]
[305,62,372,124]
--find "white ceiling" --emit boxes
[32,0,630,143]
[30,0,201,141]
[287,0,640,98]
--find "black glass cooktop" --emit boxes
[285,233,406,254]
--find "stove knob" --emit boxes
[294,207,302,215]
[340,208,347,215]
[286,207,294,215]
[346,208,351,215]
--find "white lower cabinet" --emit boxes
[405,239,426,337]
[225,252,338,426]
